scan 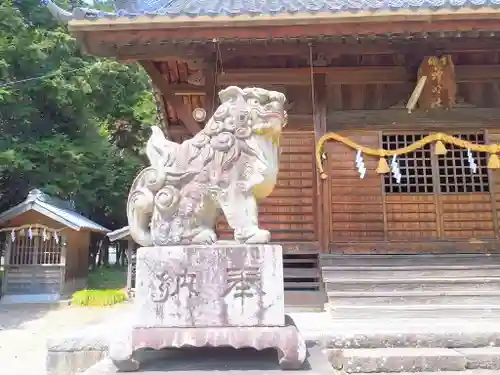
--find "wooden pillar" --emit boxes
[484,129,499,237]
[126,238,134,295]
[203,63,216,118]
[33,231,40,265]
[312,73,329,253]
[1,240,12,296]
[60,234,68,294]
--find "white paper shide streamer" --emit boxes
[391,155,402,184]
[467,148,478,173]
[355,150,366,179]
[7,225,61,243]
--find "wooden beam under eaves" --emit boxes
[80,19,500,43]
[217,39,500,60]
[140,60,202,135]
[90,37,500,62]
[218,65,500,86]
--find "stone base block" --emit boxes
[46,307,134,375]
[46,324,110,375]
[109,323,306,372]
[134,244,284,328]
[47,350,106,375]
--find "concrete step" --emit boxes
[322,266,500,279]
[320,254,500,268]
[324,277,500,293]
[328,347,500,373]
[328,347,467,373]
[326,305,500,320]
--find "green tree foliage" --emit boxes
[0,0,156,230]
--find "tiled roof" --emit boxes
[0,189,109,233]
[43,0,500,21]
[114,0,500,16]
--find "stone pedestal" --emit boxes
[109,244,306,371]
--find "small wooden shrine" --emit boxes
[45,0,500,306]
[0,189,109,303]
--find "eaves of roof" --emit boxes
[0,200,109,233]
[44,0,500,29]
[107,226,131,242]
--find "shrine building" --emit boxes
[45,0,500,312]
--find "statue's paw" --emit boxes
[243,229,271,244]
[191,229,217,245]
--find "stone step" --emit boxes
[322,266,500,280]
[324,327,500,349]
[327,291,500,306]
[328,295,500,310]
[328,347,500,373]
[324,277,500,293]
[326,305,500,320]
[458,347,500,370]
[328,347,467,373]
[353,371,500,375]
[320,254,500,268]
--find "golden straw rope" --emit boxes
[315,132,500,175]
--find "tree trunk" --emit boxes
[102,236,110,266]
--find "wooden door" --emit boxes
[382,133,439,241]
[434,131,495,240]
[327,129,498,251]
[3,229,64,296]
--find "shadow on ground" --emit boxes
[137,347,312,372]
[0,304,58,330]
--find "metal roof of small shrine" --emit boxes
[0,189,109,233]
[107,226,131,242]
[43,0,500,21]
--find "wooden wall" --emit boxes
[327,131,385,241]
[147,44,500,256]
[3,210,90,283]
[216,131,320,251]
[326,129,500,253]
[4,266,63,295]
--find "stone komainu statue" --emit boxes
[127,86,287,246]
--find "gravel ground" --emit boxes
[0,303,130,375]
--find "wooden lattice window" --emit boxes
[382,134,434,194]
[10,233,36,265]
[438,133,490,193]
[10,231,62,265]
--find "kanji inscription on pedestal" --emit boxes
[133,244,285,328]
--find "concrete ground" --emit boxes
[0,302,131,375]
[3,302,500,375]
[0,301,332,375]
